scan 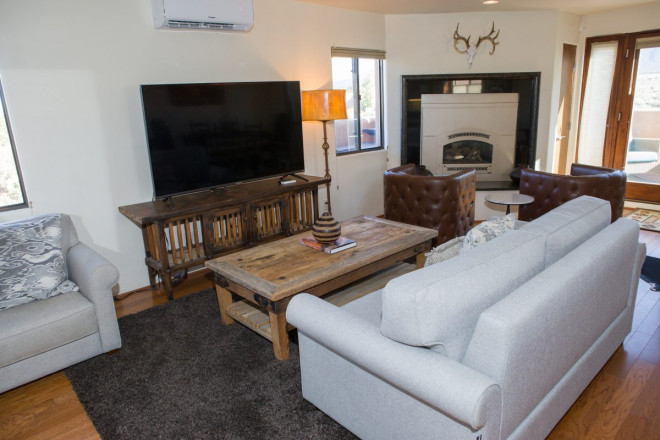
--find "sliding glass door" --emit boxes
[577,30,660,203]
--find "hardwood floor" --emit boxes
[1,230,659,439]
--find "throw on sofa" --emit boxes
[518,163,626,222]
[288,196,645,439]
[0,214,121,393]
[384,164,476,245]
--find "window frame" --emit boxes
[331,47,385,156]
[0,78,28,212]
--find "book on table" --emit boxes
[300,236,356,254]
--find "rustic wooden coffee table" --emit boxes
[205,216,437,360]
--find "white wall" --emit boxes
[0,0,385,292]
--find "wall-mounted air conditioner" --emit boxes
[152,0,254,32]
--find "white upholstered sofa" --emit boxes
[0,214,121,393]
[288,196,645,439]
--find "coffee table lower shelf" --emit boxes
[224,262,416,342]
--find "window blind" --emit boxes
[577,41,619,166]
[331,47,386,60]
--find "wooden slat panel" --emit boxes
[160,215,207,265]
[176,219,185,263]
[208,207,246,253]
[305,191,313,226]
[252,200,283,240]
[147,224,160,260]
[184,218,193,261]
[236,212,243,243]
[193,220,202,257]
[167,223,177,264]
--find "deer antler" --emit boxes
[453,24,471,54]
[476,22,500,55]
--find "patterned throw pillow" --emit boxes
[424,236,465,266]
[0,214,79,310]
[462,213,516,250]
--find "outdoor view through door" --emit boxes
[577,29,660,203]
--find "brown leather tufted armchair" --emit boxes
[518,163,626,222]
[384,164,476,246]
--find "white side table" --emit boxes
[485,193,534,215]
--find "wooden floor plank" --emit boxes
[639,324,660,365]
[602,331,654,379]
[637,296,660,337]
[583,360,654,439]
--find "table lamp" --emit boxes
[302,89,348,243]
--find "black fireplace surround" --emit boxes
[401,72,541,176]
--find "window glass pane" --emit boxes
[332,54,384,154]
[332,57,357,153]
[625,45,660,184]
[0,86,26,208]
[358,58,381,150]
[577,41,619,165]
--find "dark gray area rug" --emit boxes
[65,289,356,439]
[641,255,660,291]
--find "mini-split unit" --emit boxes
[152,0,254,32]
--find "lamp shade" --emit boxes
[301,89,348,122]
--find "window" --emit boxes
[0,78,28,211]
[331,47,385,154]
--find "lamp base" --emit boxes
[312,212,341,244]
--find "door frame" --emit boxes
[576,29,660,203]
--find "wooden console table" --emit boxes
[118,175,328,300]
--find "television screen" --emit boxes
[140,81,305,198]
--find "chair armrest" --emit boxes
[67,243,121,351]
[287,293,501,430]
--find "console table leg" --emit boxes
[269,311,289,360]
[162,272,174,301]
[215,285,236,325]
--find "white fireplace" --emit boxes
[420,93,519,181]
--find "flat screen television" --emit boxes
[140,81,305,199]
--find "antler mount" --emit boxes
[453,22,500,67]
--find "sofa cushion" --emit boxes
[520,195,610,267]
[0,291,97,368]
[380,229,546,360]
[0,214,80,310]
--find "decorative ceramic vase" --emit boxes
[312,212,341,244]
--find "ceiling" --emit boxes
[297,0,658,16]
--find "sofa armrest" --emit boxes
[287,293,501,430]
[67,243,121,351]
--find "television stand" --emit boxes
[119,175,328,300]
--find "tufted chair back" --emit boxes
[518,163,626,223]
[384,164,476,246]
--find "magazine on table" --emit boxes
[299,236,356,254]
